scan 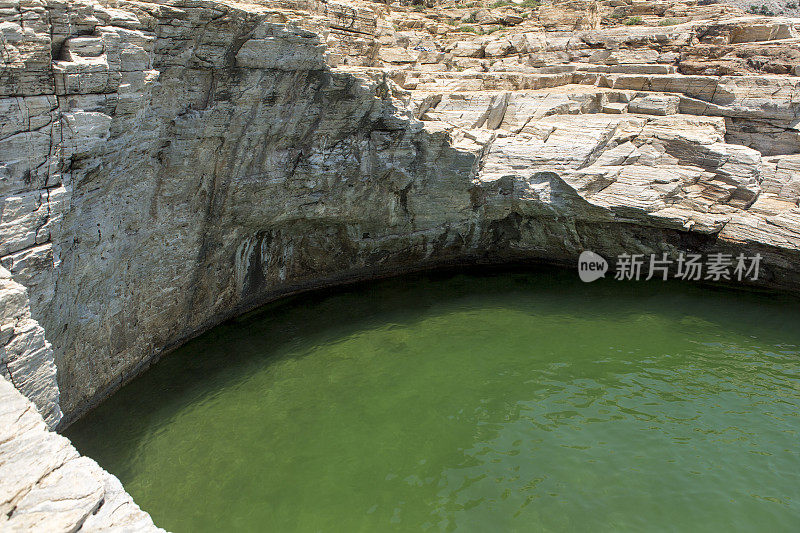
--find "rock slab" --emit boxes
[0,376,162,532]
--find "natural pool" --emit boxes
[67,268,800,532]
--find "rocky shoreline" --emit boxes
[1,0,799,529]
[0,0,796,427]
[0,376,163,531]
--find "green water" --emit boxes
[67,269,800,532]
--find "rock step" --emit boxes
[343,68,800,117]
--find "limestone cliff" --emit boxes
[1,0,799,430]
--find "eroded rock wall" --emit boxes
[1,0,483,423]
[0,0,799,428]
[0,266,60,428]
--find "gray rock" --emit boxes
[1,0,800,527]
[628,94,681,116]
[0,376,162,532]
[602,102,628,114]
[0,0,796,428]
[0,266,60,428]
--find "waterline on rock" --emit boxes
[67,269,800,532]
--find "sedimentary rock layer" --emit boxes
[0,266,60,428]
[0,0,798,528]
[0,0,798,430]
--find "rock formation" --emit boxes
[1,0,799,528]
[0,0,798,425]
[0,376,161,531]
[0,266,61,428]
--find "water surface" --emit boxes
[67,269,800,532]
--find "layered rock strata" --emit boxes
[1,0,799,529]
[0,0,798,427]
[0,266,60,428]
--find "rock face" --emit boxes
[0,376,161,531]
[0,0,798,528]
[0,266,61,428]
[0,0,798,429]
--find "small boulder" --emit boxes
[484,39,512,58]
[602,102,628,114]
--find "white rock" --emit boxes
[628,94,681,115]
